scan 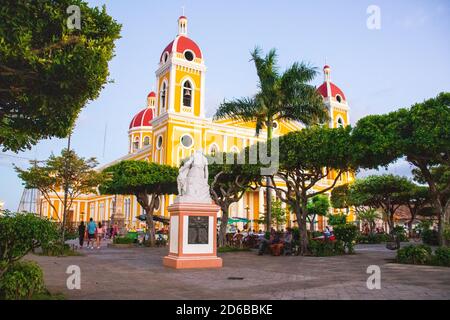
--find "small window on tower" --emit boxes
[337,117,344,128]
[184,50,194,61]
[182,81,192,107]
[336,95,342,103]
[143,136,150,146]
[156,135,163,150]
[209,144,218,157]
[162,52,169,63]
[133,137,139,151]
[160,82,167,110]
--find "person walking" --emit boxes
[112,223,119,239]
[96,222,104,249]
[86,218,97,249]
[78,221,86,249]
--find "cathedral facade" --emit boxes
[39,16,353,231]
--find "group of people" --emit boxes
[77,218,119,250]
[258,228,294,256]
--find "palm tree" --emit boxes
[357,209,381,234]
[214,47,328,231]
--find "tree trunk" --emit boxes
[413,160,446,245]
[407,221,414,238]
[309,215,316,232]
[370,221,376,234]
[219,205,230,247]
[145,209,156,247]
[387,211,395,234]
[61,134,71,244]
[298,196,309,255]
[265,179,272,231]
[137,193,157,247]
[265,119,273,232]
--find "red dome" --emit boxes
[129,108,154,129]
[160,35,202,62]
[147,91,156,98]
[323,65,330,69]
[179,15,187,20]
[317,82,346,101]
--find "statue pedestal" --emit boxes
[163,202,223,269]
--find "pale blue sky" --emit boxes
[1,0,449,210]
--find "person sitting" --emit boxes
[270,232,284,256]
[283,228,293,255]
[324,226,331,238]
[258,231,272,255]
[241,228,249,246]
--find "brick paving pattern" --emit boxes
[28,243,450,300]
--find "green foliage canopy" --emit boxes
[15,149,104,227]
[0,0,121,151]
[100,160,178,197]
[0,211,59,277]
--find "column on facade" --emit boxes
[258,187,265,230]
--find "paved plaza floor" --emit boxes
[29,243,450,300]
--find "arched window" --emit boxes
[133,137,139,151]
[154,196,161,211]
[336,95,342,103]
[160,82,167,111]
[182,81,192,107]
[110,198,116,215]
[143,136,150,146]
[99,202,105,222]
[337,117,344,128]
[230,146,239,154]
[209,144,219,157]
[124,198,131,221]
[89,203,95,218]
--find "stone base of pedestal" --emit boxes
[163,202,223,270]
[163,255,223,269]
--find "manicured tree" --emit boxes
[349,175,415,233]
[214,47,328,231]
[330,184,350,213]
[399,94,450,244]
[307,195,330,232]
[99,161,178,247]
[331,182,383,232]
[267,126,354,255]
[0,211,59,278]
[352,93,450,244]
[400,186,431,237]
[208,153,262,247]
[0,0,121,152]
[15,149,104,242]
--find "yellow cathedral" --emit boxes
[39,16,353,231]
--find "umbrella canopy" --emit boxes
[217,217,250,224]
[136,214,170,225]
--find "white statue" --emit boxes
[175,150,212,204]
